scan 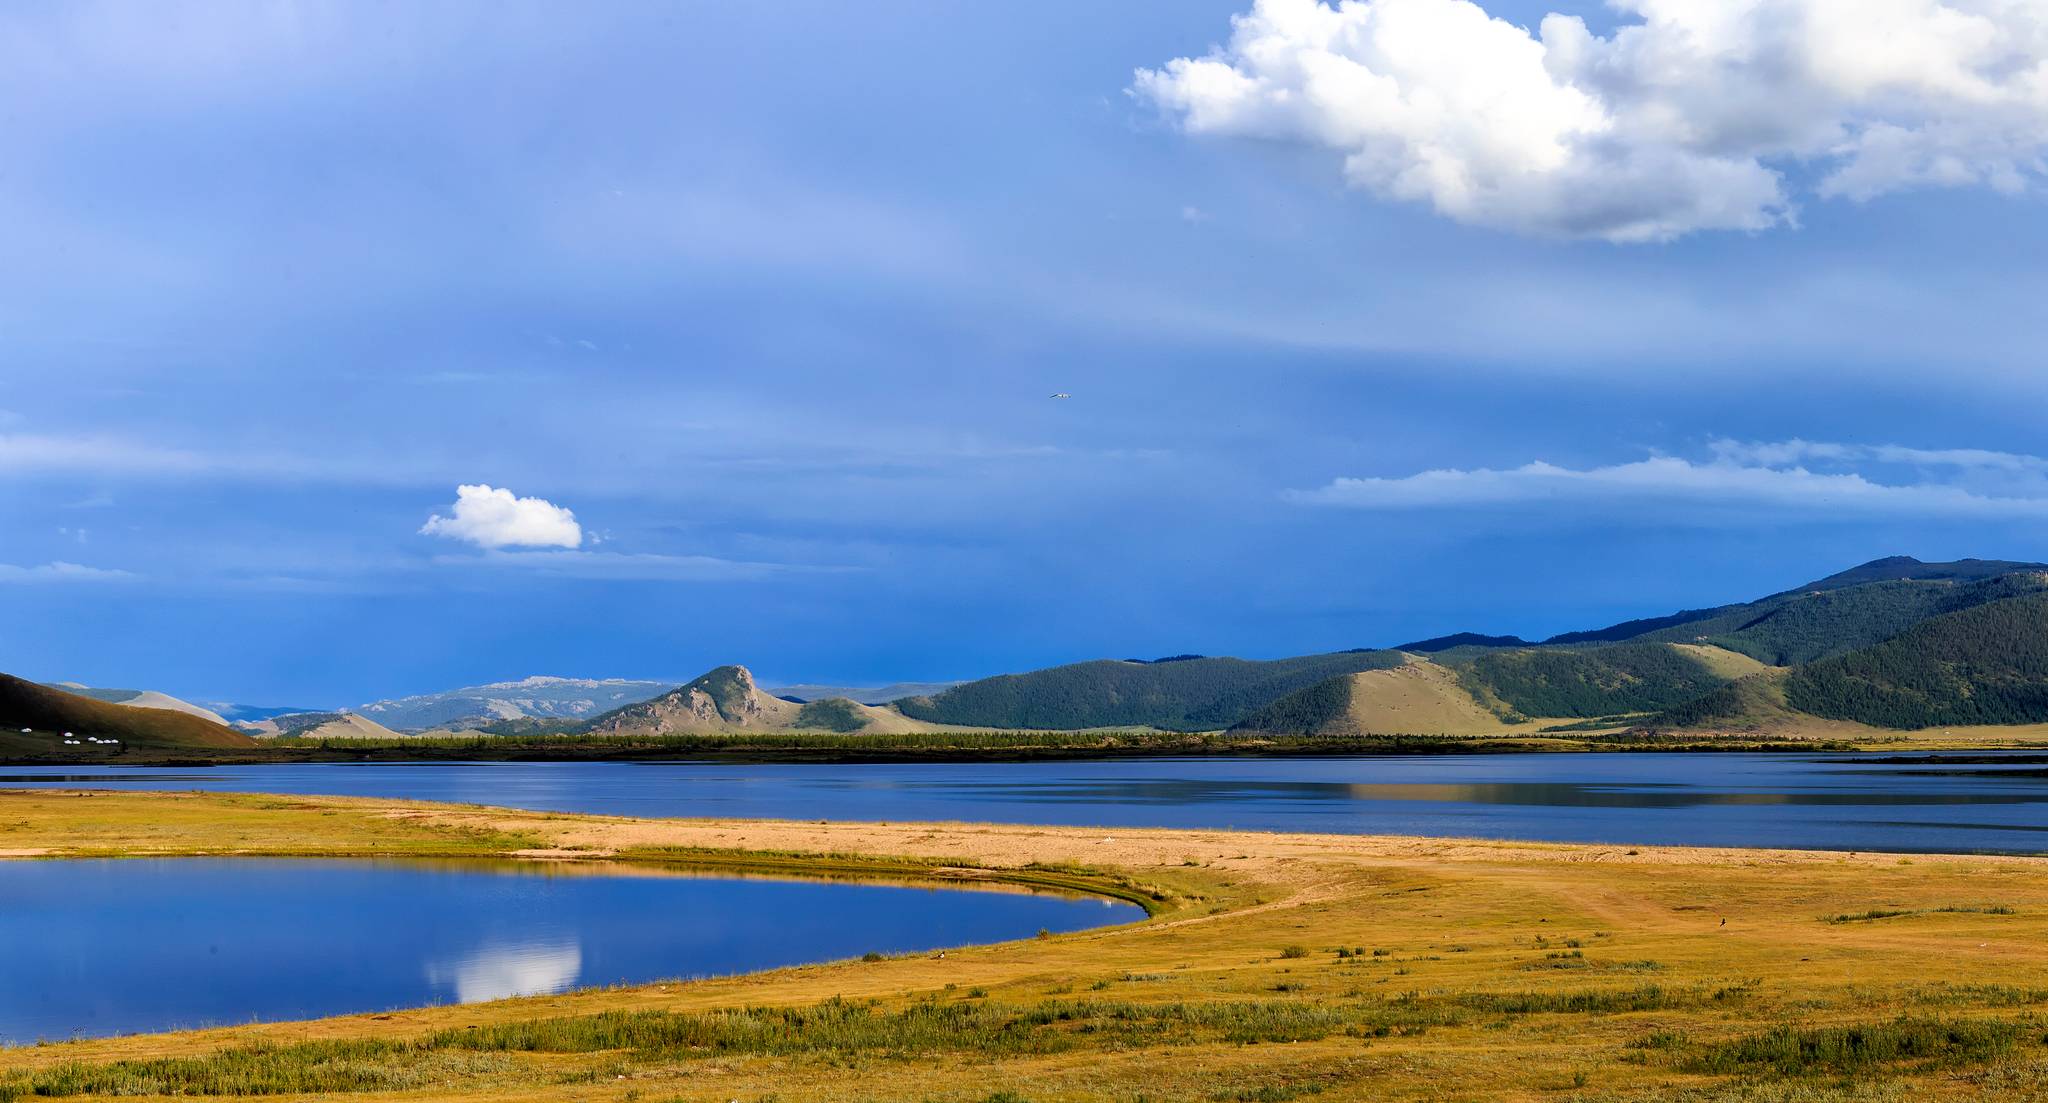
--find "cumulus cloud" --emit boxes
[1134,0,2048,241]
[1291,439,2048,518]
[0,561,138,583]
[420,484,582,549]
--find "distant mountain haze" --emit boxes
[355,676,680,731]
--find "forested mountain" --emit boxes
[1219,557,2048,736]
[1782,592,2048,728]
[1531,557,2046,653]
[1788,556,2046,593]
[893,651,1407,731]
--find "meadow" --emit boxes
[2,790,2047,1101]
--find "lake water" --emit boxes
[0,857,1139,1044]
[5,753,2048,854]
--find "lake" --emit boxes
[4,752,2048,854]
[0,857,1139,1044]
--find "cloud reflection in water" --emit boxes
[428,940,583,1003]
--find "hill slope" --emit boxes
[1233,659,1512,736]
[45,684,230,725]
[1642,671,1801,732]
[894,651,1408,731]
[1444,642,1733,719]
[0,675,255,748]
[1781,591,2048,729]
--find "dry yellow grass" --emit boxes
[1666,643,1779,681]
[3,790,2048,1101]
[1343,659,1523,736]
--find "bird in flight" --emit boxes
[1050,392,1071,399]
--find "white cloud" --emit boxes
[0,561,138,583]
[1291,440,2048,518]
[1708,438,2048,472]
[1135,0,2048,241]
[420,484,582,549]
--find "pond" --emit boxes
[5,753,2048,854]
[0,857,1140,1044]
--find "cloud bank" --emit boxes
[0,561,138,583]
[420,485,582,549]
[1135,0,2048,241]
[1291,439,2048,518]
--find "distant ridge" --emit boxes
[766,680,962,705]
[238,710,413,740]
[1787,555,2048,594]
[357,675,677,731]
[1393,632,1534,653]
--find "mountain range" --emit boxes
[354,676,680,731]
[10,556,2048,747]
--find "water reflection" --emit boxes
[428,940,582,1003]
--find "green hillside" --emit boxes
[894,651,1406,731]
[0,674,255,749]
[1645,671,1799,731]
[793,697,869,732]
[1228,674,1355,735]
[1782,592,2048,728]
[1699,574,2048,666]
[1448,642,1729,718]
[1537,558,2046,652]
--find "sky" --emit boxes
[5,0,2048,706]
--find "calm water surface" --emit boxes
[0,858,1138,1044]
[5,753,2048,853]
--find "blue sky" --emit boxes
[5,0,2048,705]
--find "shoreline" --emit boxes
[0,732,1902,768]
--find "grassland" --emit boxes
[5,791,2048,1101]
